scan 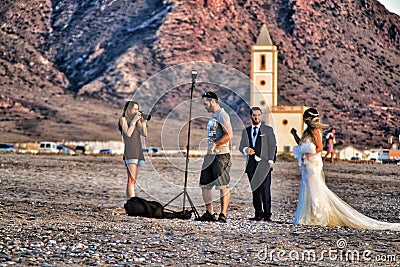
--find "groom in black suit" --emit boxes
[239,107,277,221]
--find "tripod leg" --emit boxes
[184,191,200,218]
[163,191,184,208]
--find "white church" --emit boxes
[250,24,308,153]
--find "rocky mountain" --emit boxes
[0,0,399,148]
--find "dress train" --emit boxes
[293,141,400,231]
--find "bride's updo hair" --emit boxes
[301,108,327,143]
[303,108,319,120]
[303,108,326,129]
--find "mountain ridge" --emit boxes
[0,0,399,148]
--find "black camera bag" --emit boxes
[124,197,164,218]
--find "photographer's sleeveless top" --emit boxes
[122,123,144,160]
[207,108,231,155]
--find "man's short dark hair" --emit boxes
[202,91,218,101]
[250,106,262,115]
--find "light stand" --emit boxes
[163,69,200,219]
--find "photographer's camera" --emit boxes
[139,111,151,121]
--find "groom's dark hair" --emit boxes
[250,107,262,115]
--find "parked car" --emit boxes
[151,147,161,153]
[143,148,150,153]
[143,147,161,154]
[74,145,93,155]
[370,158,382,164]
[75,145,85,155]
[57,145,72,155]
[99,149,112,155]
[38,142,59,153]
[383,159,400,164]
[0,143,16,153]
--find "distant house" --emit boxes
[335,146,400,162]
[336,145,367,160]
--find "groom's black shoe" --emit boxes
[249,216,264,221]
[264,217,273,222]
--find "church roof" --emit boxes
[256,24,273,45]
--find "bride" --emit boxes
[290,108,400,231]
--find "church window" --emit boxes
[260,55,266,70]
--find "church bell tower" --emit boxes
[250,24,307,153]
[250,24,278,109]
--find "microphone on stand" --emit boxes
[163,68,200,219]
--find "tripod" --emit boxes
[163,70,200,219]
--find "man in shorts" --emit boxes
[196,91,233,223]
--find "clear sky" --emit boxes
[378,0,400,16]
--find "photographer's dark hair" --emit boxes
[118,101,140,133]
[202,91,218,102]
[250,107,262,115]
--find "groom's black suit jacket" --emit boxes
[239,124,277,182]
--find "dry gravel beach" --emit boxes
[1,154,399,266]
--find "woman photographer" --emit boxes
[118,101,147,199]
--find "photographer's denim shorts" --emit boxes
[124,159,145,167]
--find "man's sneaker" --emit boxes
[195,210,217,222]
[217,213,227,223]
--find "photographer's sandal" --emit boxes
[217,213,227,223]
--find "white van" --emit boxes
[38,142,59,153]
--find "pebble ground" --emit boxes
[1,154,399,266]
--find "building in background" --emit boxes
[250,25,307,153]
[335,145,366,160]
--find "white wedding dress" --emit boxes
[293,139,400,231]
